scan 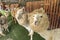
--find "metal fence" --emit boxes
[43,0,60,29]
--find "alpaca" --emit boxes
[0,16,7,36]
[15,7,34,40]
[0,16,9,32]
[28,8,60,40]
[10,4,20,23]
[0,24,5,37]
[0,15,10,37]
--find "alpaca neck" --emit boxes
[38,30,51,40]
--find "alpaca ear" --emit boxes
[39,8,45,13]
[22,7,25,11]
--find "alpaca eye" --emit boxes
[40,16,43,18]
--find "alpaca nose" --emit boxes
[35,21,38,25]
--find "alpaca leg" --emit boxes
[23,26,34,40]
[0,33,5,36]
[12,17,16,23]
[3,25,9,32]
[28,29,34,36]
[14,18,16,23]
[30,34,33,40]
[13,17,17,23]
[5,28,9,32]
[28,29,34,40]
[7,29,9,32]
[29,30,34,40]
[0,32,5,36]
[24,26,34,36]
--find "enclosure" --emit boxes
[0,0,60,40]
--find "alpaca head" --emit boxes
[28,8,50,32]
[0,16,7,25]
[16,7,25,15]
[15,7,28,25]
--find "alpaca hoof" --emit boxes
[28,30,34,36]
[0,34,6,37]
[0,33,6,36]
[28,33,31,36]
[28,32,33,36]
